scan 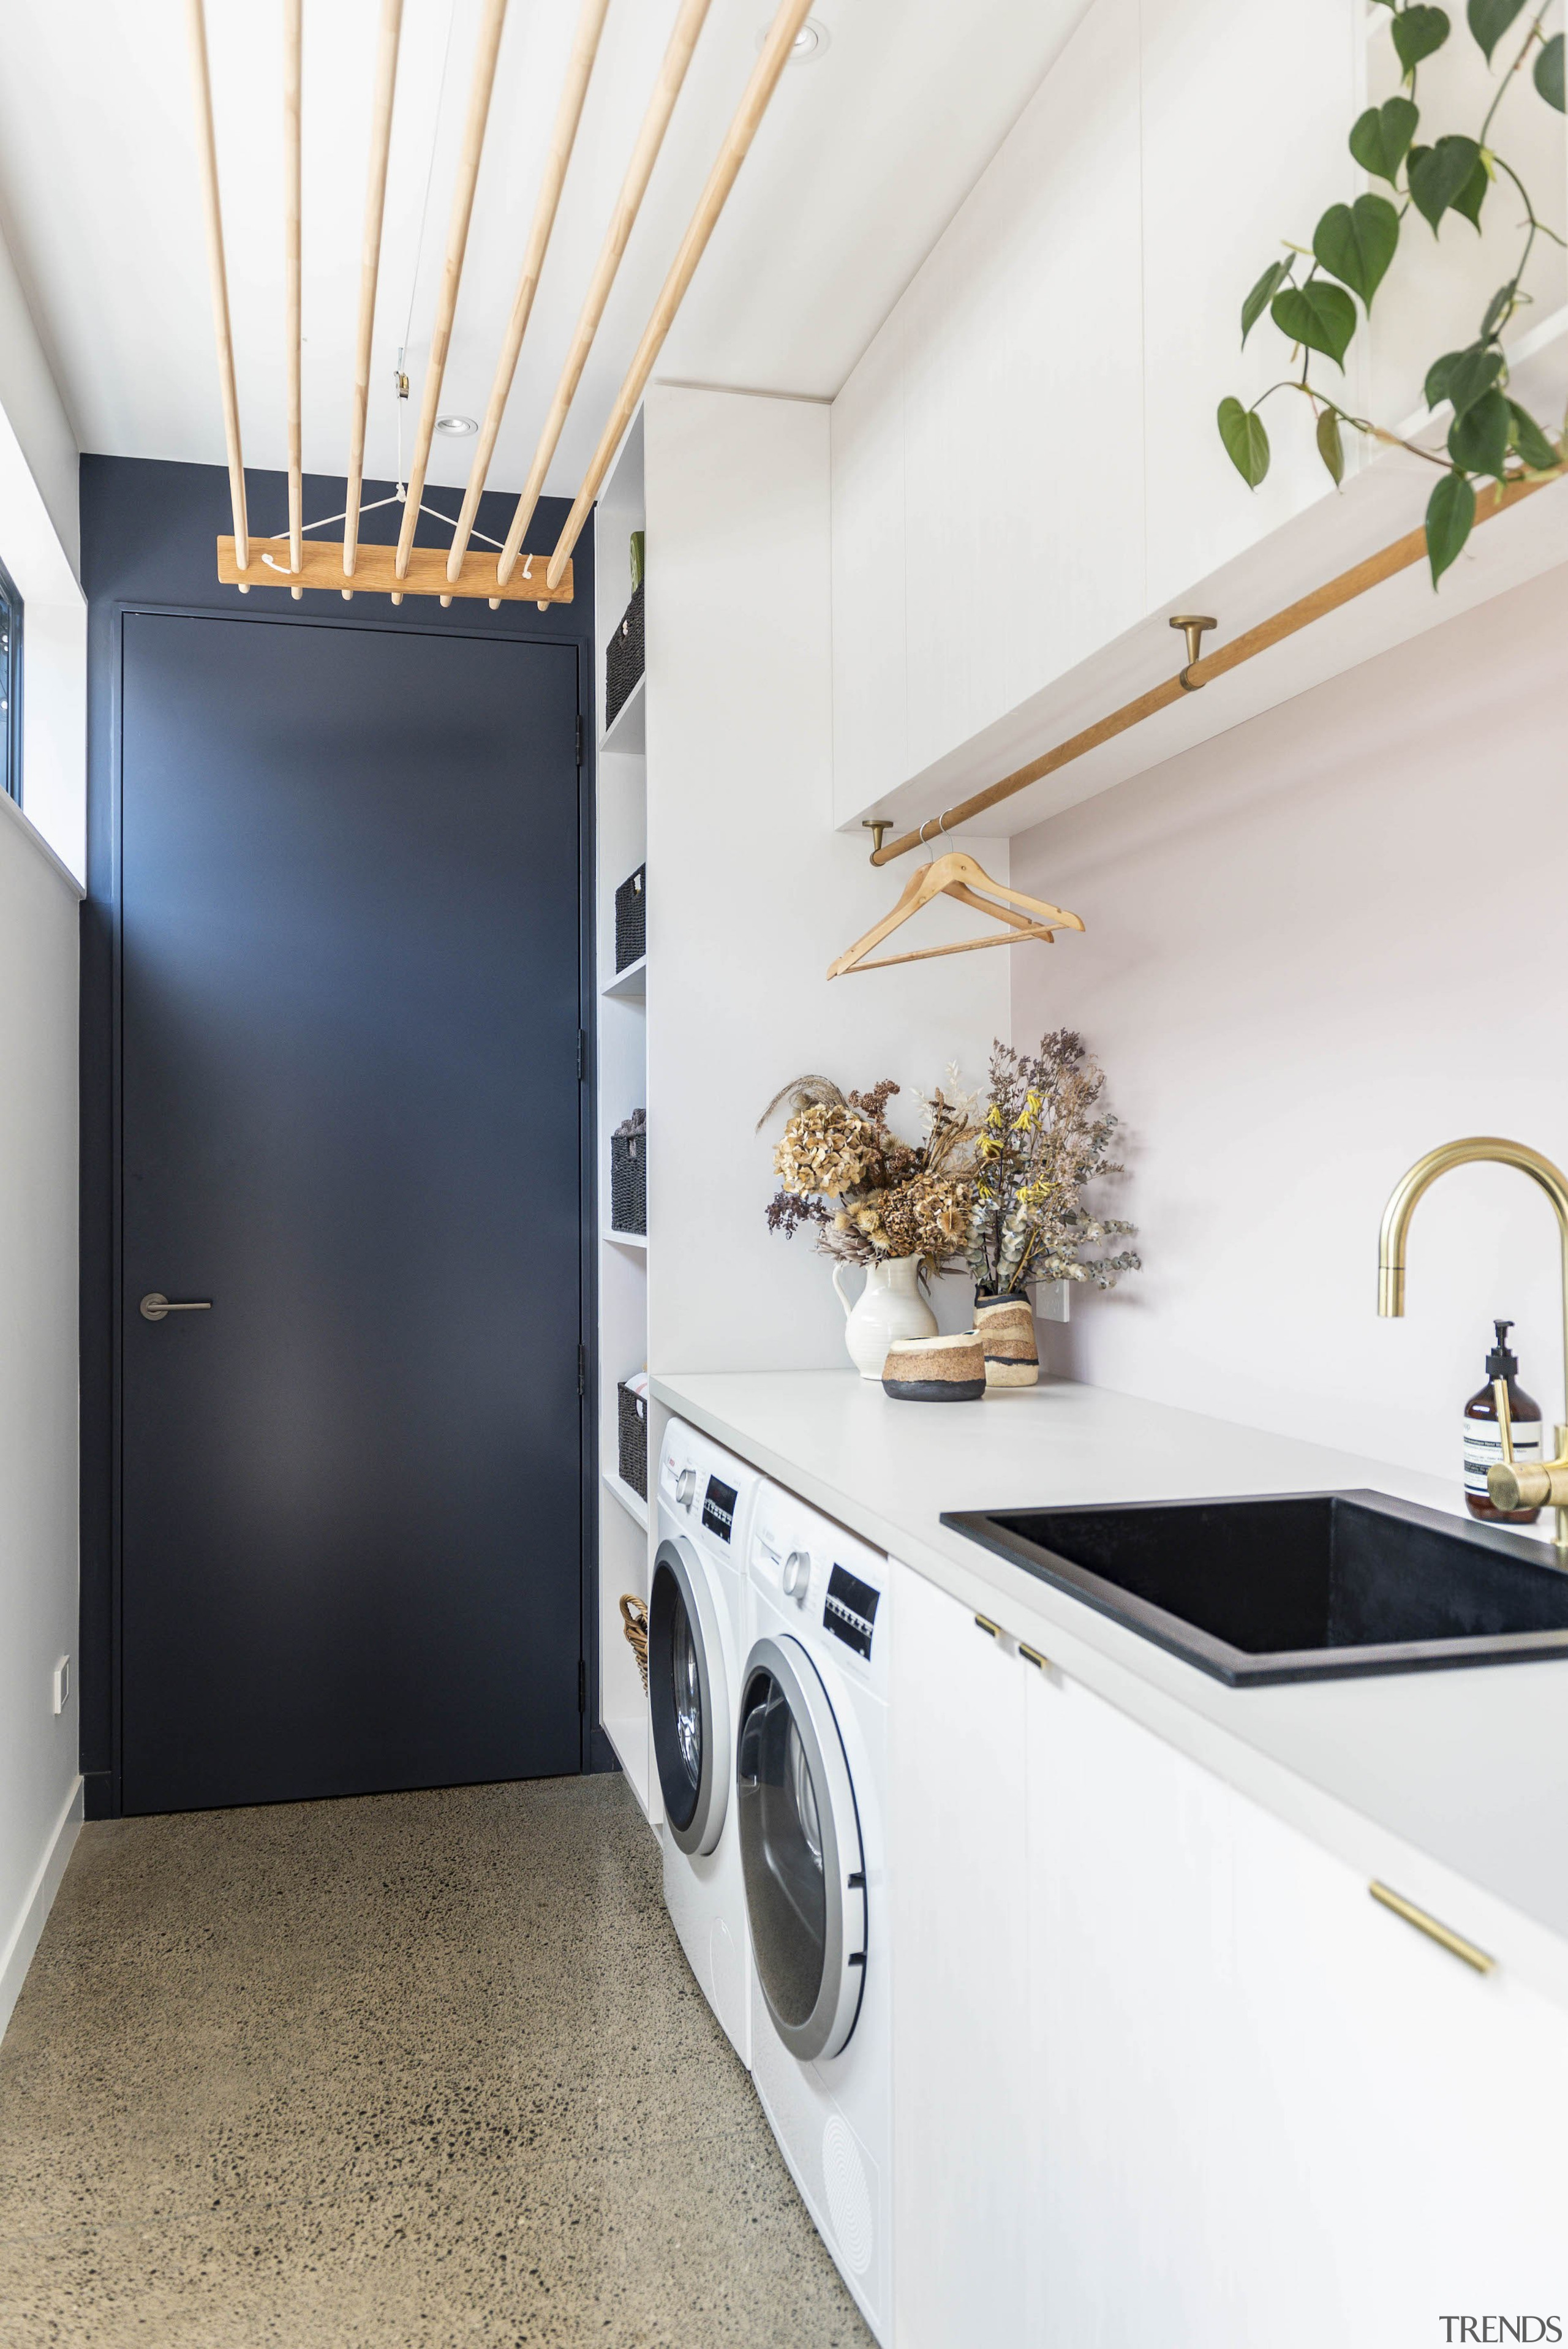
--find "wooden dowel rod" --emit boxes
[186,0,249,573]
[446,0,612,584]
[870,464,1566,865]
[284,0,303,597]
[492,0,713,587]
[546,0,816,590]
[394,0,509,582]
[345,0,403,584]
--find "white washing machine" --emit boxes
[649,1418,759,2065]
[741,1480,892,2345]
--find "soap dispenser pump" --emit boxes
[1464,1320,1543,1523]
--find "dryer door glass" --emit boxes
[737,1637,866,2063]
[649,1540,729,1857]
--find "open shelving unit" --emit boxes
[593,410,655,1821]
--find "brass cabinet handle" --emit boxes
[1369,1880,1496,1975]
[974,1615,1001,1638]
[139,1294,213,1323]
[1019,1642,1051,1671]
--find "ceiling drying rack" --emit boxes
[184,0,819,608]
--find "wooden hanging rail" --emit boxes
[392,0,508,600]
[185,0,249,581]
[869,464,1566,865]
[445,0,613,599]
[283,0,303,598]
[218,536,571,603]
[546,0,818,591]
[496,0,715,598]
[344,0,403,592]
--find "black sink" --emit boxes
[941,1490,1568,1684]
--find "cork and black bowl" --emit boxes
[881,1331,987,1401]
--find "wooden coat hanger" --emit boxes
[827,848,1085,979]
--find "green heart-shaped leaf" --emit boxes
[1536,32,1565,110]
[1393,4,1450,76]
[1425,470,1476,585]
[1507,399,1561,471]
[1241,260,1291,345]
[1409,135,1482,229]
[1452,153,1490,228]
[1438,341,1504,414]
[1313,195,1400,309]
[1447,386,1510,477]
[1271,281,1358,369]
[1316,408,1346,486]
[1467,0,1525,61]
[1218,398,1270,489]
[1349,95,1419,183]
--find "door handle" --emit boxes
[139,1293,212,1322]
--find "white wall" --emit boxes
[0,219,78,575]
[643,385,1013,1372]
[0,796,81,2042]
[1008,560,1568,1499]
[0,216,85,881]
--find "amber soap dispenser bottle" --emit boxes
[1464,1319,1544,1523]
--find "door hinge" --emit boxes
[577,1028,587,1082]
[578,1657,587,1713]
[577,1343,587,1397]
[575,712,584,767]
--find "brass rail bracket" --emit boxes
[862,820,891,860]
[1170,613,1217,691]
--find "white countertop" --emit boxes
[649,1368,1568,2005]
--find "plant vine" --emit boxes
[1219,0,1566,584]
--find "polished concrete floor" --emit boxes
[0,1774,872,2346]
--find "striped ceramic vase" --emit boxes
[973,1289,1039,1387]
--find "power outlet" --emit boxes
[1037,1280,1071,1325]
[52,1655,71,1715]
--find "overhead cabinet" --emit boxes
[889,1560,1568,2347]
[833,0,1568,844]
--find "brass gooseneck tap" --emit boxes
[1377,1137,1568,1555]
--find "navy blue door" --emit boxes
[119,614,583,1814]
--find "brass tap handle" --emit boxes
[1492,1376,1515,1466]
[1488,1456,1568,1513]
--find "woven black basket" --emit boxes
[605,583,644,731]
[610,1129,646,1235]
[614,865,645,971]
[617,1381,648,1500]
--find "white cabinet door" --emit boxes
[1139,0,1360,610]
[889,1562,1031,2349]
[1026,1662,1568,2348]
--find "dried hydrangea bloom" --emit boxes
[773,1101,880,1199]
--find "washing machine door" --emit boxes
[737,1635,867,2063]
[649,1536,731,1857]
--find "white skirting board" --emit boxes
[0,1776,83,2044]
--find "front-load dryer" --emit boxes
[741,1480,892,2344]
[649,1418,758,2064]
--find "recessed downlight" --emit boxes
[435,413,478,436]
[760,17,829,61]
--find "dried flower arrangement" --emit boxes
[966,1032,1140,1299]
[759,1072,978,1285]
[761,1031,1140,1302]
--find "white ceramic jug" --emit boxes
[832,1255,937,1381]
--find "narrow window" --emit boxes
[0,558,20,805]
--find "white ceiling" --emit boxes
[0,0,1087,520]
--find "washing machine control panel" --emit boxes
[823,1560,881,1660]
[701,1475,738,1544]
[674,1465,698,1508]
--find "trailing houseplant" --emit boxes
[1218,0,1566,583]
